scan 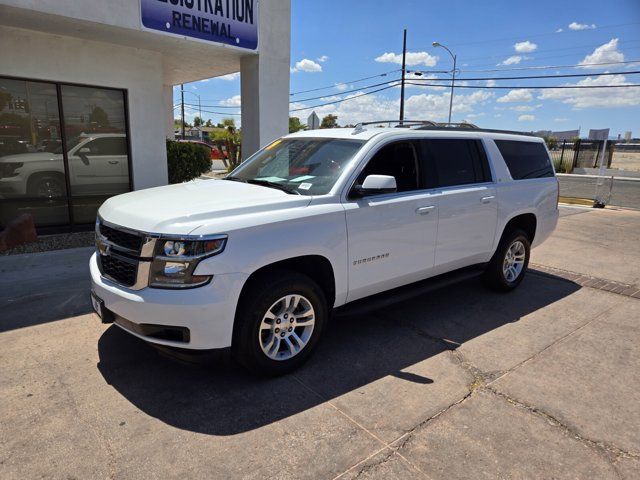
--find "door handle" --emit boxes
[108,161,119,165]
[481,196,495,204]
[416,206,435,215]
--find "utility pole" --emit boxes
[399,28,407,123]
[181,83,185,139]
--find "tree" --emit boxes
[320,114,338,129]
[88,106,109,128]
[212,118,242,170]
[205,119,213,127]
[193,116,203,127]
[543,136,558,150]
[289,117,306,133]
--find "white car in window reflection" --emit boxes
[0,133,129,199]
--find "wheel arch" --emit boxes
[501,212,537,243]
[26,170,66,195]
[238,254,337,311]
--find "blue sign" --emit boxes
[140,0,258,50]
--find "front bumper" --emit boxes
[90,253,247,350]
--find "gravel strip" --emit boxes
[0,231,95,256]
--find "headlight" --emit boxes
[149,236,227,289]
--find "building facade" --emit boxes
[0,0,290,231]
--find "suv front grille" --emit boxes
[96,218,153,289]
[99,254,138,287]
[99,223,143,254]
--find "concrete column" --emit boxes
[163,84,175,139]
[241,0,291,160]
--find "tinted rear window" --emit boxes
[420,139,491,188]
[495,140,554,179]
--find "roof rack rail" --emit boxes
[351,120,480,134]
[351,120,534,137]
[414,125,536,136]
[352,119,438,134]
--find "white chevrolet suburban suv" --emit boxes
[90,122,559,375]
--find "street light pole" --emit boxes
[432,42,456,124]
[399,28,407,123]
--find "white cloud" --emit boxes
[518,115,535,121]
[291,58,323,73]
[538,73,640,108]
[569,22,596,31]
[554,118,569,122]
[375,51,439,67]
[335,83,348,91]
[217,72,240,81]
[290,89,492,126]
[556,28,563,33]
[499,55,523,66]
[319,95,342,102]
[497,89,533,103]
[511,105,536,112]
[578,38,624,68]
[317,55,329,63]
[514,41,538,53]
[486,79,497,87]
[220,95,241,107]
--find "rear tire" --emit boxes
[232,270,328,376]
[483,228,531,292]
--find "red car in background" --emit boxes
[178,140,227,161]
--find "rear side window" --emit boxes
[495,140,554,179]
[420,139,491,188]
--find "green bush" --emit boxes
[166,139,212,184]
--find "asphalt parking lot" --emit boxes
[1,206,639,479]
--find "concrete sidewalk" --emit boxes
[0,206,638,479]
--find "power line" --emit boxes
[459,59,640,73]
[184,104,241,116]
[408,70,640,82]
[289,69,400,96]
[461,44,640,69]
[184,79,404,109]
[406,82,640,90]
[183,102,241,109]
[443,22,640,48]
[289,84,399,112]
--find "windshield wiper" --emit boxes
[224,176,247,182]
[246,179,300,195]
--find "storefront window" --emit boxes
[0,77,131,230]
[61,85,130,224]
[0,78,69,227]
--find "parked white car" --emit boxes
[90,122,559,375]
[0,133,128,198]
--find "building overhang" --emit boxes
[0,4,255,85]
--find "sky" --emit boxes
[175,0,640,139]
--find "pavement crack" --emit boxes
[484,386,640,461]
[392,386,475,454]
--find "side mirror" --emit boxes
[78,147,91,165]
[353,174,397,197]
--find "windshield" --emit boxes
[227,138,365,195]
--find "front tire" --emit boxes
[483,229,531,291]
[232,271,328,376]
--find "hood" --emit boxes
[0,152,60,163]
[98,179,312,234]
